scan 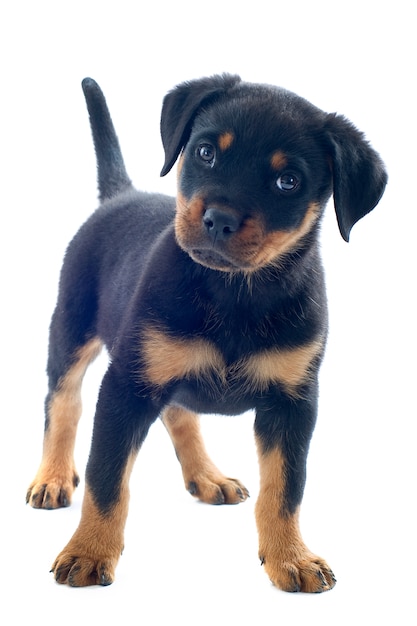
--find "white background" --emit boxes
[1,1,416,624]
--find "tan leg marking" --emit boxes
[52,451,136,586]
[27,337,103,509]
[162,406,249,504]
[255,441,336,593]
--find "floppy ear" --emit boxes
[160,73,241,176]
[325,114,387,241]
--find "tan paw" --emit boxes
[52,551,117,586]
[187,473,249,505]
[26,470,79,509]
[260,549,336,593]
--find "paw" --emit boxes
[260,550,336,593]
[26,470,79,509]
[187,473,249,505]
[51,551,116,587]
[49,485,125,586]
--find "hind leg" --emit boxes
[27,336,102,508]
[161,405,249,504]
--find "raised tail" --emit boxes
[81,78,132,202]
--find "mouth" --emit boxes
[188,248,246,272]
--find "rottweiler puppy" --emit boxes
[27,74,387,592]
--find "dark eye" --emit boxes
[276,173,300,192]
[197,143,216,166]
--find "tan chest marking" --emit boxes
[235,339,323,396]
[140,326,225,387]
[140,326,323,397]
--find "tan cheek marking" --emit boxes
[252,202,320,268]
[140,326,225,387]
[231,216,263,251]
[218,131,234,151]
[238,339,323,396]
[271,150,288,170]
[180,193,205,224]
[175,193,205,247]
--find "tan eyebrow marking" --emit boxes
[270,150,288,170]
[218,132,234,151]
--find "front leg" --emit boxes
[52,366,158,586]
[254,389,336,593]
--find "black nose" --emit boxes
[203,208,240,242]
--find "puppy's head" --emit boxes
[160,74,387,272]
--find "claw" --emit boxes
[100,570,113,586]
